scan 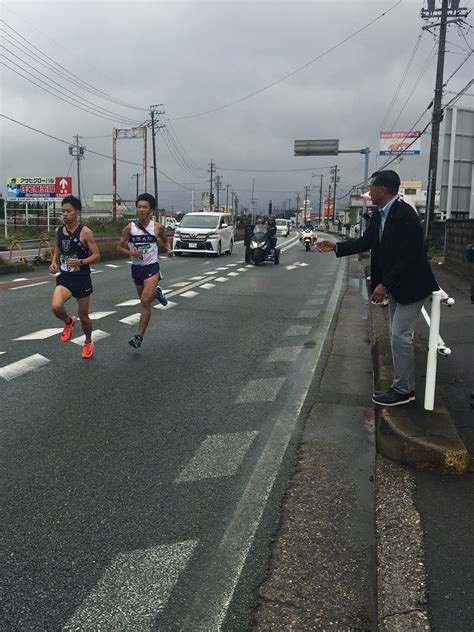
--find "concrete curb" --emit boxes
[369,291,470,474]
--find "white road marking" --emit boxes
[8,281,50,290]
[62,541,198,631]
[225,263,239,267]
[115,299,141,307]
[153,301,177,310]
[305,298,324,306]
[297,309,321,319]
[266,346,303,362]
[235,377,286,403]
[215,277,228,282]
[176,431,258,482]
[71,330,110,345]
[237,268,249,272]
[312,289,328,296]
[285,325,312,336]
[245,264,253,268]
[181,290,198,298]
[227,272,239,277]
[189,276,206,281]
[119,313,141,325]
[182,259,346,630]
[90,270,103,275]
[216,267,228,271]
[13,328,63,341]
[173,282,191,287]
[89,311,116,320]
[0,351,6,355]
[200,283,215,289]
[105,264,120,268]
[0,354,50,381]
[12,277,28,281]
[204,271,217,275]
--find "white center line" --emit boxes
[189,276,206,281]
[14,328,63,341]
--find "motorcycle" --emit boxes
[299,228,318,251]
[245,224,280,265]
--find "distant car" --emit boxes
[275,219,290,237]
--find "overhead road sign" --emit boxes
[6,176,72,200]
[294,139,339,156]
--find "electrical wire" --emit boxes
[0,114,194,190]
[0,18,148,112]
[216,166,331,173]
[170,0,402,120]
[0,46,141,125]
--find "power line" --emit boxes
[170,0,402,120]
[0,18,148,112]
[216,166,332,173]
[0,46,141,125]
[0,114,194,190]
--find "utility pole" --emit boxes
[251,178,256,223]
[318,174,323,225]
[191,188,195,212]
[421,0,469,241]
[226,184,231,212]
[330,165,340,223]
[215,174,223,211]
[328,183,332,223]
[208,160,215,211]
[304,186,310,221]
[150,104,165,214]
[296,192,300,226]
[68,134,85,202]
[132,173,140,199]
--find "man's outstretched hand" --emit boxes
[316,239,336,253]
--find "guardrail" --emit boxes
[422,288,455,411]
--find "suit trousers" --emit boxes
[387,295,424,394]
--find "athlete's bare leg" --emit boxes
[136,274,159,339]
[77,296,92,342]
[51,285,73,324]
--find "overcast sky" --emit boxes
[1,0,473,212]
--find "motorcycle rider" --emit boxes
[303,218,315,230]
[266,216,277,250]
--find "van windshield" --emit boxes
[179,215,220,229]
[275,219,287,226]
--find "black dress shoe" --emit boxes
[372,388,415,406]
[373,389,415,398]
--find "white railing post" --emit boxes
[424,290,443,411]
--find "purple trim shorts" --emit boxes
[131,262,160,285]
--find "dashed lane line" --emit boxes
[71,330,111,346]
[0,354,50,381]
[8,281,50,291]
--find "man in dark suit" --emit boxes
[317,170,439,406]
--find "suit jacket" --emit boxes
[336,198,439,304]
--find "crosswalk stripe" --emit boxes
[176,431,258,482]
[62,541,198,631]
[285,325,312,336]
[153,301,177,311]
[115,299,141,307]
[173,282,191,287]
[297,309,321,319]
[89,312,116,320]
[0,354,50,381]
[227,272,239,277]
[181,290,198,298]
[13,328,63,341]
[71,330,110,345]
[215,277,228,283]
[119,313,141,325]
[189,276,206,281]
[235,378,286,403]
[200,283,215,289]
[266,346,303,362]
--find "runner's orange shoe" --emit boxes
[60,315,76,342]
[82,340,94,359]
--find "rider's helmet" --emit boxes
[267,216,276,226]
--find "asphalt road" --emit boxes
[1,232,346,631]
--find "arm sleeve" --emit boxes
[335,213,377,258]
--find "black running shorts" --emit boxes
[56,273,93,299]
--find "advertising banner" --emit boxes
[379,131,421,155]
[6,176,73,199]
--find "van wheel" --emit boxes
[226,240,233,255]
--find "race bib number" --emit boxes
[135,243,151,252]
[60,255,79,272]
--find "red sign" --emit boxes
[323,197,335,217]
[55,177,72,197]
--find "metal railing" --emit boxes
[422,288,455,411]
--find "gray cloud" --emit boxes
[1,0,473,211]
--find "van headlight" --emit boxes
[208,232,218,238]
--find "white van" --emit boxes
[173,212,234,257]
[164,217,178,230]
[275,218,291,237]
